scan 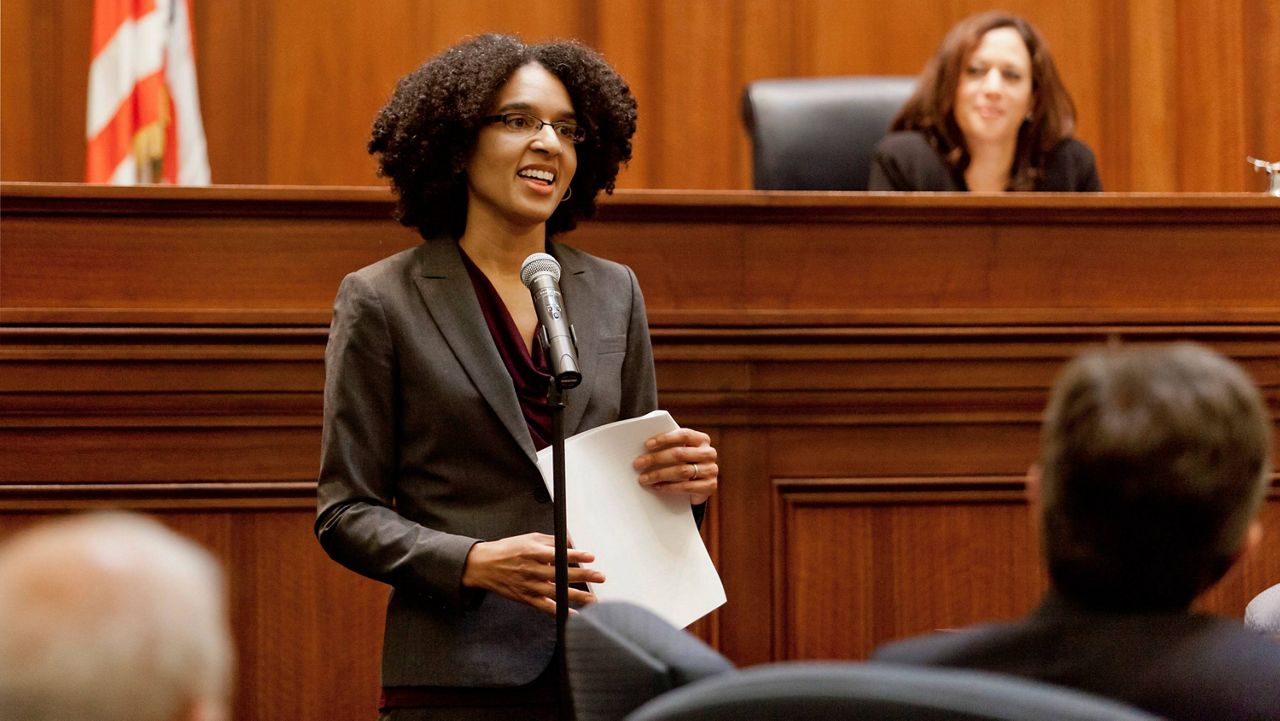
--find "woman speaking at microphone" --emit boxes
[314,34,719,721]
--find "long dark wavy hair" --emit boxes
[369,34,638,239]
[890,12,1078,190]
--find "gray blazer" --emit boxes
[315,238,657,688]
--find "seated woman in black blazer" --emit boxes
[869,11,1101,192]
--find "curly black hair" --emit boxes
[369,34,638,240]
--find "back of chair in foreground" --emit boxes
[625,662,1166,721]
[566,601,736,721]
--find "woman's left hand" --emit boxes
[633,427,718,505]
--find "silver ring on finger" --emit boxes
[689,463,700,480]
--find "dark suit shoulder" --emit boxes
[1041,138,1102,191]
[868,131,958,191]
[876,130,936,156]
[872,621,1021,667]
[873,611,1280,721]
[1047,137,1096,165]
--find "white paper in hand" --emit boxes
[535,410,726,628]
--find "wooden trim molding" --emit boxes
[771,475,1035,661]
[0,482,317,510]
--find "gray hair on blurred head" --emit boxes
[0,512,233,721]
[1245,584,1280,637]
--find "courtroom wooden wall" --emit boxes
[3,0,1278,192]
[3,185,1280,721]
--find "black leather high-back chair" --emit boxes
[625,662,1167,721]
[566,601,736,721]
[741,75,916,190]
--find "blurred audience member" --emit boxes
[0,512,233,721]
[1245,583,1280,637]
[874,343,1280,720]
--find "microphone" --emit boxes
[520,253,581,389]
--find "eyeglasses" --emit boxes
[480,112,587,144]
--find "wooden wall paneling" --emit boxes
[4,186,1280,713]
[0,213,394,319]
[792,0,950,77]
[1198,499,1280,615]
[254,0,602,186]
[2,1,1277,190]
[192,0,271,185]
[1176,0,1249,192]
[1,0,38,180]
[747,356,1059,400]
[792,0,870,77]
[0,188,416,324]
[706,424,776,667]
[736,0,799,79]
[264,2,402,186]
[1,422,319,484]
[577,219,748,316]
[0,1,92,183]
[883,496,1045,632]
[766,423,1043,480]
[773,481,880,660]
[217,510,385,721]
[1243,0,1280,190]
[413,0,598,46]
[5,188,1280,326]
[650,0,738,189]
[571,196,1280,326]
[595,0,660,190]
[47,3,93,183]
[774,479,1045,660]
[1120,0,1179,192]
[733,0,801,187]
[720,223,1280,319]
[1092,1,1129,192]
[0,327,325,488]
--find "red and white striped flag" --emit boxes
[86,0,210,184]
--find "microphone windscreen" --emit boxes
[520,252,561,287]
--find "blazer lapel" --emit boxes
[411,241,539,464]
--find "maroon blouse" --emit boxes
[459,249,554,450]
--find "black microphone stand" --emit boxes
[548,376,572,721]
